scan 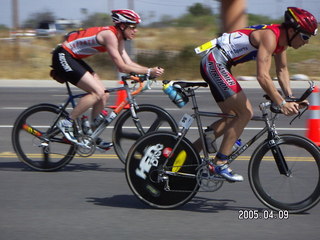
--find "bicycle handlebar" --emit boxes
[291,81,315,102]
[121,73,155,82]
[267,81,315,114]
[118,73,157,98]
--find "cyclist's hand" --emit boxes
[281,102,300,116]
[150,67,164,78]
[298,99,309,109]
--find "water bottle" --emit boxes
[232,139,242,151]
[205,128,217,153]
[81,115,92,135]
[163,80,187,108]
[93,110,108,127]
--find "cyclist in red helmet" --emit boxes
[283,7,318,46]
[52,9,164,148]
[193,7,317,182]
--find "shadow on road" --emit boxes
[86,194,264,213]
[0,161,124,173]
[0,161,28,171]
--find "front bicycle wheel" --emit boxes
[12,104,76,171]
[113,104,178,163]
[126,131,201,209]
[248,134,320,213]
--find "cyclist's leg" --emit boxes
[71,72,108,120]
[193,117,230,152]
[71,72,112,148]
[193,49,250,152]
[209,92,252,182]
[76,71,112,149]
[52,47,108,121]
[74,72,113,150]
[216,91,253,156]
[197,49,253,181]
[90,73,110,120]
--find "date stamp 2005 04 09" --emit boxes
[238,210,289,220]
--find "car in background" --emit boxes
[35,21,66,37]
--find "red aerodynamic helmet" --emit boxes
[111,9,141,24]
[284,7,318,35]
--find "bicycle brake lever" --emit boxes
[289,104,309,125]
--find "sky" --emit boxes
[1,0,320,28]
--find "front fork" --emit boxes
[268,133,291,176]
[129,102,145,136]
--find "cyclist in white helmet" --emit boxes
[52,9,164,148]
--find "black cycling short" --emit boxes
[51,46,94,86]
[200,47,242,102]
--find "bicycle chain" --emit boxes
[159,163,225,193]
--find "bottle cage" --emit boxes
[173,86,189,105]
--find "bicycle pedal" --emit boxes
[96,146,112,152]
[62,137,71,144]
[39,142,49,147]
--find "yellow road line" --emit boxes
[0,152,316,162]
[0,152,118,159]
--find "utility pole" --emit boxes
[12,0,19,30]
[12,0,20,60]
[108,0,114,12]
[116,0,136,80]
[128,0,134,9]
[126,0,135,60]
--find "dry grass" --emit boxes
[0,27,319,80]
[135,27,212,50]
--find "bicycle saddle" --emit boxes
[173,81,208,88]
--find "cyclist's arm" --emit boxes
[99,30,148,74]
[98,31,163,77]
[274,51,293,97]
[118,43,145,68]
[254,30,299,115]
[254,30,284,106]
[118,40,164,76]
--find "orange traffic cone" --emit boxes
[306,85,320,146]
[108,81,130,109]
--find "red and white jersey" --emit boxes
[216,24,285,65]
[62,26,119,59]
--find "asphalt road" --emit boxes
[0,82,319,240]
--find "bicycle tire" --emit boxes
[125,131,201,209]
[12,103,76,171]
[113,104,178,163]
[248,134,320,213]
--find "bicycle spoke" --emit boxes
[112,105,178,163]
[118,131,141,140]
[12,104,76,171]
[249,135,320,213]
[146,117,163,133]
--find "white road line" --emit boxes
[0,125,306,130]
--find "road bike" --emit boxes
[12,74,178,171]
[125,80,320,213]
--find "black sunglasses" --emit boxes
[299,32,311,41]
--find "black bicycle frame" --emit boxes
[176,87,290,176]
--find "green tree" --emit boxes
[0,24,9,30]
[188,3,212,16]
